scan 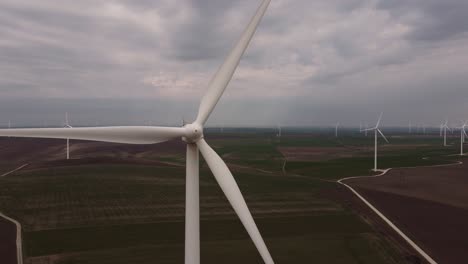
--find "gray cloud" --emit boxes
[0,0,467,127]
[376,0,468,42]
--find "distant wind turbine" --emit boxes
[0,1,274,263]
[7,120,11,138]
[408,120,412,134]
[456,122,467,156]
[335,122,339,137]
[362,113,389,171]
[441,120,451,147]
[64,112,72,160]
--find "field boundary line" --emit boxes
[0,163,28,264]
[338,170,437,264]
[1,163,29,177]
[336,156,464,264]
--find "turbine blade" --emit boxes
[377,129,389,143]
[195,0,271,125]
[376,112,383,128]
[361,127,377,132]
[0,126,186,144]
[197,138,274,264]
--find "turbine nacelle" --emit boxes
[183,123,204,143]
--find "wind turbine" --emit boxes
[408,120,412,134]
[335,122,339,137]
[456,122,467,156]
[0,1,274,264]
[64,112,72,160]
[441,120,451,147]
[362,113,389,171]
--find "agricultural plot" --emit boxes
[0,131,458,264]
[345,158,468,264]
[278,134,458,181]
[0,217,17,264]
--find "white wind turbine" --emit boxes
[64,112,72,160]
[0,1,274,263]
[335,122,339,137]
[456,122,467,156]
[277,124,281,138]
[362,113,389,171]
[441,120,451,147]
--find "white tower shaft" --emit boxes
[185,144,200,264]
[461,129,464,156]
[374,130,378,171]
[66,138,70,159]
[444,127,447,146]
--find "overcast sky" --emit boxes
[1,0,468,127]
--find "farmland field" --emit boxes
[0,129,461,264]
[345,157,468,264]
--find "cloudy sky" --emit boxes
[0,0,468,127]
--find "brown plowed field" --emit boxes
[344,159,468,264]
[0,216,17,264]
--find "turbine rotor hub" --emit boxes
[183,123,203,143]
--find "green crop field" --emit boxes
[0,130,462,264]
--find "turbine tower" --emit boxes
[64,112,72,160]
[0,1,274,263]
[362,113,389,171]
[441,120,451,147]
[456,122,467,156]
[335,122,339,137]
